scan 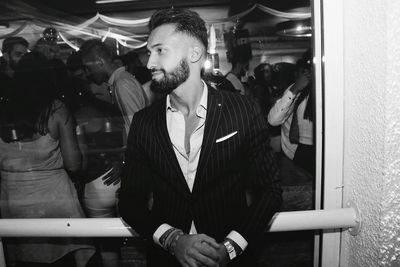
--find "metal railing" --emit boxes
[0,205,361,266]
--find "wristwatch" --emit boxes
[223,240,237,260]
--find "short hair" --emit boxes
[2,36,29,53]
[149,8,208,50]
[79,39,113,62]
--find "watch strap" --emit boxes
[223,240,237,260]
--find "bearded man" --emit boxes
[0,37,29,103]
[119,8,282,267]
[1,36,29,78]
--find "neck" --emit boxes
[106,63,119,77]
[232,66,241,77]
[170,77,204,116]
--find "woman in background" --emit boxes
[0,51,94,267]
[249,63,274,116]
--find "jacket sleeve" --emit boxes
[267,84,297,126]
[118,115,162,240]
[238,99,283,243]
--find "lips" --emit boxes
[151,70,164,79]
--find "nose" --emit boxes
[146,53,156,70]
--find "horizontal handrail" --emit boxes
[0,207,361,237]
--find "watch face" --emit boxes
[224,241,236,260]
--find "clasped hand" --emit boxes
[291,70,311,94]
[174,234,229,267]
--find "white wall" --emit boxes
[340,0,400,266]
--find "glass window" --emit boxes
[0,1,322,266]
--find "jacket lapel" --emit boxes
[192,86,223,195]
[153,100,191,197]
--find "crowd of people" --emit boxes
[0,7,314,267]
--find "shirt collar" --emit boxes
[166,81,208,119]
[108,67,126,86]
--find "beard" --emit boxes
[9,59,18,71]
[150,59,190,94]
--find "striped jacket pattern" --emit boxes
[118,84,282,248]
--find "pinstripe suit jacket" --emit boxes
[119,84,282,246]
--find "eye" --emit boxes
[157,48,164,54]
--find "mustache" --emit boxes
[150,68,165,74]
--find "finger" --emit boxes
[102,176,112,185]
[186,257,201,267]
[103,173,118,185]
[195,242,220,261]
[104,178,115,186]
[112,179,121,186]
[101,168,115,180]
[101,173,112,180]
[198,234,220,249]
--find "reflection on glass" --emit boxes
[0,1,315,266]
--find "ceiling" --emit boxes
[0,0,311,58]
[0,0,310,18]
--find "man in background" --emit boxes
[0,36,29,78]
[225,56,249,95]
[80,39,148,136]
[0,36,29,103]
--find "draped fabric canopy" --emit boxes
[0,3,310,51]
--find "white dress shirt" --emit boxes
[153,81,248,252]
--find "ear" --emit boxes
[189,46,203,63]
[2,52,9,62]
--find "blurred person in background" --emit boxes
[0,51,94,267]
[270,62,296,103]
[65,51,122,117]
[268,49,315,178]
[224,56,249,95]
[80,39,148,136]
[34,37,60,61]
[202,69,237,92]
[249,63,274,117]
[79,39,150,267]
[0,37,29,104]
[67,51,126,267]
[119,50,163,105]
[0,36,29,79]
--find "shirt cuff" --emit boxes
[153,223,173,246]
[284,87,297,102]
[226,230,248,252]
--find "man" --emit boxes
[0,36,28,103]
[224,57,249,95]
[1,36,29,78]
[119,8,282,267]
[79,39,148,136]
